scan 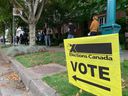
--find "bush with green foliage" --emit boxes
[5,46,46,57]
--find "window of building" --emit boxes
[99,16,106,25]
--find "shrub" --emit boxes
[6,45,47,57]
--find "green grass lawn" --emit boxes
[122,60,128,96]
[16,52,66,68]
[43,60,128,96]
[122,60,128,80]
[43,72,95,96]
[121,44,125,50]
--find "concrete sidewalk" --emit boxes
[123,50,128,60]
[1,46,66,96]
[47,47,64,52]
[8,56,66,96]
[0,51,32,96]
[1,46,127,96]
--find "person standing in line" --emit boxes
[43,23,52,47]
[19,33,23,44]
[89,15,100,36]
[16,26,21,45]
[45,28,52,47]
[40,30,44,45]
[67,22,76,38]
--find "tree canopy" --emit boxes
[0,0,127,42]
[40,0,107,26]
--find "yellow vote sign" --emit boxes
[64,33,122,96]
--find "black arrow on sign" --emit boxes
[72,75,111,91]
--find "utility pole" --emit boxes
[101,0,121,34]
[12,11,15,46]
[100,0,124,62]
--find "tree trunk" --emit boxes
[9,23,13,44]
[29,23,36,46]
[53,27,57,39]
[57,25,62,39]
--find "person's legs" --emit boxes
[90,32,98,36]
[41,35,44,45]
[71,35,74,38]
[67,34,74,38]
[16,36,19,45]
[48,35,51,46]
[67,34,70,38]
[45,35,48,46]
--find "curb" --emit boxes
[0,91,2,96]
[8,56,59,96]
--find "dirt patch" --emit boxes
[5,72,20,81]
[2,63,11,68]
[122,79,128,89]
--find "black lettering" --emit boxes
[99,66,110,81]
[70,44,76,52]
[71,61,77,72]
[79,63,87,74]
[87,64,97,77]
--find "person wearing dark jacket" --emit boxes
[67,22,76,38]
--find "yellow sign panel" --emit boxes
[64,34,122,96]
